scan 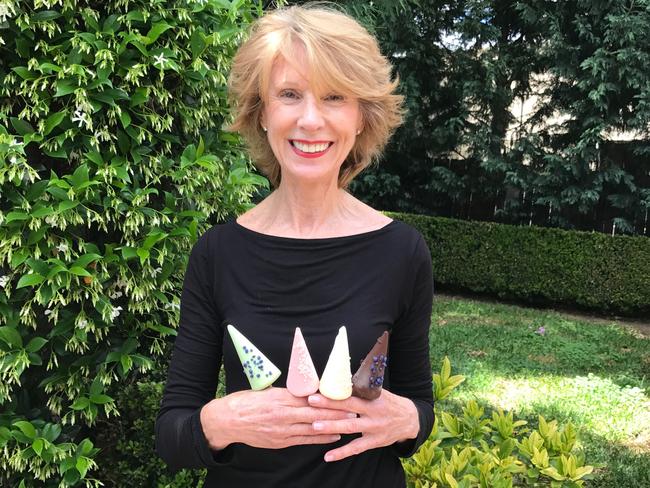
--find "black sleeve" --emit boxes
[155,232,225,471]
[389,234,435,457]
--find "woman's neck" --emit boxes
[264,180,352,237]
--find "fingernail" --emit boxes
[330,435,341,442]
[346,412,357,419]
[308,395,320,404]
[324,453,334,462]
[313,421,324,430]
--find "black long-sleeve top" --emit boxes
[155,219,434,487]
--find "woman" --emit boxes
[155,5,434,487]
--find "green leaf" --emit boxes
[113,164,131,183]
[74,254,102,268]
[0,426,11,447]
[90,394,113,405]
[32,438,44,456]
[55,80,77,97]
[190,28,207,58]
[11,250,29,268]
[143,232,167,250]
[12,67,36,80]
[58,200,79,212]
[5,211,29,223]
[71,397,90,410]
[137,248,150,263]
[144,22,173,45]
[85,151,104,165]
[67,164,89,188]
[129,87,148,107]
[13,421,36,441]
[39,62,61,74]
[26,258,49,276]
[43,111,67,136]
[31,206,55,218]
[119,110,131,128]
[26,337,48,353]
[10,118,35,135]
[120,354,133,373]
[125,11,145,22]
[76,456,89,478]
[28,353,43,366]
[69,266,92,277]
[121,247,138,260]
[32,10,62,21]
[42,423,61,443]
[0,327,23,349]
[79,438,94,456]
[17,274,45,289]
[89,376,102,396]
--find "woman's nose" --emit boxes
[298,96,324,131]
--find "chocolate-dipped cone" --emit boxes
[352,331,389,400]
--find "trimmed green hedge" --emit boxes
[389,212,650,316]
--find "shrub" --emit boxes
[0,0,266,485]
[402,358,595,488]
[389,212,650,316]
[94,378,206,488]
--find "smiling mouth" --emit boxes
[290,140,333,154]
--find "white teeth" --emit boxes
[292,141,330,153]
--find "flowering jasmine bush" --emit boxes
[0,0,266,485]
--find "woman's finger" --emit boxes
[284,434,342,447]
[324,436,374,462]
[291,406,358,424]
[311,417,366,435]
[307,393,367,413]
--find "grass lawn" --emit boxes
[429,295,650,488]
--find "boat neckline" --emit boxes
[232,218,397,242]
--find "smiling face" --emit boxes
[260,45,363,188]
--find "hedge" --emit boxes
[389,212,650,316]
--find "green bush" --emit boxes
[0,0,266,485]
[94,378,206,488]
[402,358,594,488]
[389,212,650,316]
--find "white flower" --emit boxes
[77,319,88,329]
[165,302,180,311]
[153,53,168,69]
[9,156,17,164]
[109,290,123,299]
[44,309,52,316]
[71,109,86,127]
[45,215,56,226]
[152,267,162,276]
[0,275,9,288]
[110,306,123,321]
[115,278,128,289]
[56,242,68,253]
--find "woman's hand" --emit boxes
[307,389,420,462]
[200,387,357,450]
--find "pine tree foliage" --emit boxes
[340,0,650,236]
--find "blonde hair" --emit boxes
[228,4,405,188]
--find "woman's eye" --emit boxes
[279,90,299,99]
[325,93,345,102]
